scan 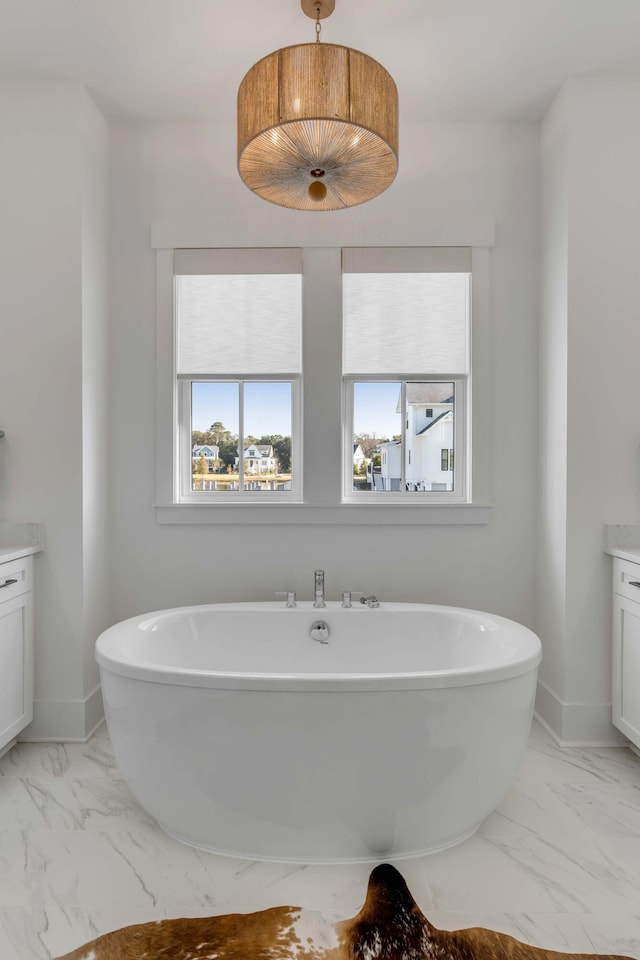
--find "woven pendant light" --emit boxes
[237,0,398,211]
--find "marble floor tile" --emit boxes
[1,720,639,959]
[0,727,119,781]
[517,738,640,787]
[0,743,79,780]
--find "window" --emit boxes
[440,448,455,471]
[342,247,469,501]
[160,244,487,522]
[174,249,301,502]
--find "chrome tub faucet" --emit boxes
[341,591,362,608]
[275,591,296,608]
[313,569,325,608]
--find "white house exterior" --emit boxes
[234,444,277,475]
[353,443,367,471]
[376,441,402,491]
[192,444,220,471]
[374,384,454,491]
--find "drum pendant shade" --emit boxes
[237,38,399,211]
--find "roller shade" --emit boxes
[342,247,470,376]
[175,249,302,377]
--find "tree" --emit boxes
[193,453,208,474]
[192,430,215,447]
[354,433,380,457]
[192,423,237,468]
[209,421,232,444]
[208,421,238,470]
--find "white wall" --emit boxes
[2,74,637,744]
[109,121,540,625]
[538,77,640,743]
[80,90,110,708]
[0,81,109,739]
[4,76,637,744]
[537,86,570,731]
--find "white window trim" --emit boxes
[155,245,492,525]
[342,377,467,503]
[177,377,302,503]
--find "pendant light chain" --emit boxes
[315,4,322,42]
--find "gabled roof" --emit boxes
[406,383,455,405]
[415,410,453,435]
[241,444,274,456]
[395,383,455,413]
[192,444,219,456]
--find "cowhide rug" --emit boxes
[55,862,634,960]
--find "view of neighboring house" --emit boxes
[234,444,277,475]
[371,384,454,491]
[373,440,402,491]
[192,444,220,471]
[353,443,366,471]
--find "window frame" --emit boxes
[154,244,492,526]
[342,377,467,502]
[177,377,302,503]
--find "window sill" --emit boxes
[155,502,492,525]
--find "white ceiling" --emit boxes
[2,0,640,124]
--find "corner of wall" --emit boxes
[535,678,626,746]
[20,684,104,743]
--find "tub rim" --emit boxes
[96,601,541,693]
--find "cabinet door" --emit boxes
[612,594,640,749]
[0,591,34,750]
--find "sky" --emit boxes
[192,381,402,439]
[353,382,401,438]
[192,382,290,437]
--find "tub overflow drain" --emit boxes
[310,620,330,643]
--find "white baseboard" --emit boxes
[19,684,104,743]
[14,678,631,748]
[535,679,628,747]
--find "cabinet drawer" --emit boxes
[0,556,33,603]
[612,557,640,603]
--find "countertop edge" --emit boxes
[0,545,43,563]
[605,545,640,563]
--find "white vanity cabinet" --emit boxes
[0,554,34,754]
[612,555,640,750]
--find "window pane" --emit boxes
[243,382,293,493]
[405,383,455,492]
[352,382,401,492]
[191,382,239,492]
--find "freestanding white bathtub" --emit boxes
[96,601,541,863]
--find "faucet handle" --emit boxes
[360,594,380,608]
[342,591,362,608]
[275,591,297,608]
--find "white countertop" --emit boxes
[0,545,43,564]
[605,545,640,563]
